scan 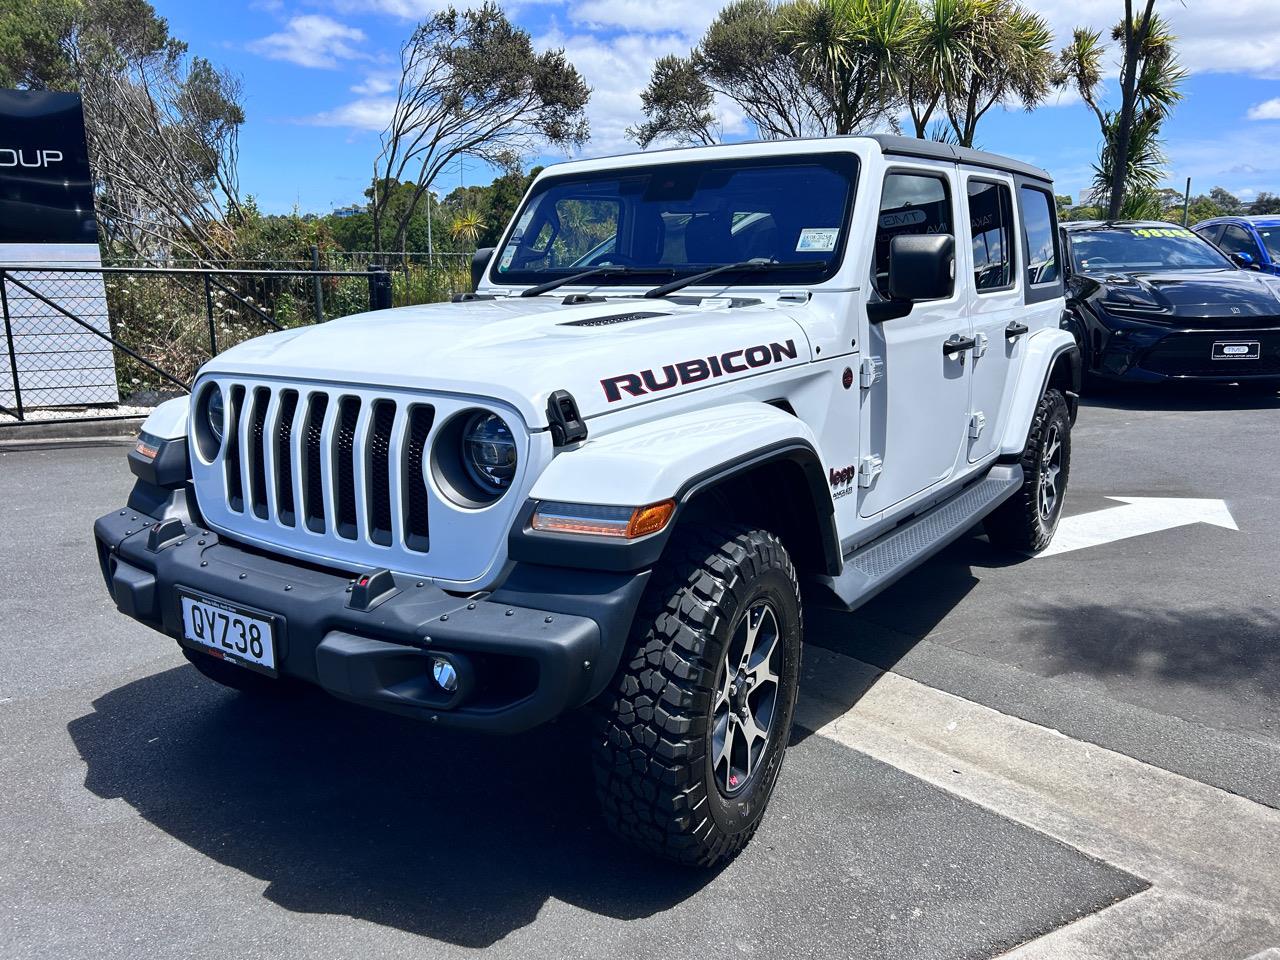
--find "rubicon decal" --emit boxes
[601,339,799,402]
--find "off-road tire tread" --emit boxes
[985,387,1071,552]
[593,523,800,867]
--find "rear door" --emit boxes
[962,169,1021,463]
[859,164,972,517]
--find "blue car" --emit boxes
[1193,216,1280,275]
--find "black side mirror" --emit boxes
[471,247,495,291]
[869,234,956,323]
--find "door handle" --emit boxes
[943,334,976,357]
[1005,321,1029,341]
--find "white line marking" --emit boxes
[1035,496,1238,558]
[797,648,1280,960]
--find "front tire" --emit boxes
[593,525,802,867]
[985,387,1072,552]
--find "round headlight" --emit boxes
[207,387,225,445]
[461,412,517,494]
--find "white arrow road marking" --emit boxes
[1034,496,1238,558]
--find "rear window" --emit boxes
[1019,186,1059,285]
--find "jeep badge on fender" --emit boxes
[93,135,1079,868]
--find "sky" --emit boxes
[150,0,1280,215]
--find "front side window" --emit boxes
[493,154,859,287]
[1067,226,1233,273]
[873,171,953,297]
[967,180,1015,291]
[1019,186,1060,286]
[1218,224,1262,260]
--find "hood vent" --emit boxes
[561,311,669,328]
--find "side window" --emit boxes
[1218,224,1261,260]
[874,171,953,297]
[967,180,1015,291]
[1019,186,1060,286]
[1194,224,1223,246]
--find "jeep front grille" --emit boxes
[189,376,537,585]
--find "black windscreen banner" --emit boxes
[0,90,99,244]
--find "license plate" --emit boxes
[179,590,277,675]
[1212,341,1261,360]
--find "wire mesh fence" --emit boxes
[0,253,473,426]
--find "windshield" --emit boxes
[1068,226,1233,273]
[491,154,859,288]
[1258,225,1280,262]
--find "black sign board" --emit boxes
[0,90,98,244]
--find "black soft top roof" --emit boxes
[867,135,1052,185]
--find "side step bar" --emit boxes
[812,464,1024,612]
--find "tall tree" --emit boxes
[627,55,720,148]
[629,0,851,148]
[371,4,589,253]
[0,0,244,260]
[906,0,1053,146]
[1058,4,1185,219]
[1251,193,1280,216]
[784,0,914,135]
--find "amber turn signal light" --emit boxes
[531,499,676,539]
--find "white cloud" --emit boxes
[351,73,397,96]
[537,27,742,159]
[1247,97,1280,120]
[247,15,370,69]
[567,0,724,43]
[308,97,396,131]
[1029,0,1280,79]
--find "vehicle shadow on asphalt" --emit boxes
[1017,600,1280,703]
[794,535,1018,740]
[66,668,713,948]
[1079,380,1280,412]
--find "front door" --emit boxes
[860,165,972,518]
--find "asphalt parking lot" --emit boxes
[2,383,1279,960]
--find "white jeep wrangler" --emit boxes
[96,135,1078,866]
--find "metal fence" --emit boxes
[0,254,472,426]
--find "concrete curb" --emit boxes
[0,417,143,444]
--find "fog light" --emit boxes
[432,657,458,692]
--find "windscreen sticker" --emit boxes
[499,247,516,270]
[797,227,839,253]
[1129,226,1195,239]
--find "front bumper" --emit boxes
[1093,320,1280,383]
[94,505,648,733]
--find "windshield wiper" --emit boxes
[519,265,636,298]
[641,259,828,299]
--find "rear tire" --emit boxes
[593,524,802,867]
[183,648,295,697]
[985,387,1072,552]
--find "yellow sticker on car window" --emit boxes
[1129,227,1194,239]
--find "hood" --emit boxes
[201,295,814,428]
[1093,268,1280,321]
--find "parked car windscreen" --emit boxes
[1258,225,1280,261]
[1068,226,1233,273]
[491,154,859,287]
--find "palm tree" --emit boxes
[783,0,915,135]
[898,0,1055,146]
[1058,7,1185,218]
[449,210,486,248]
